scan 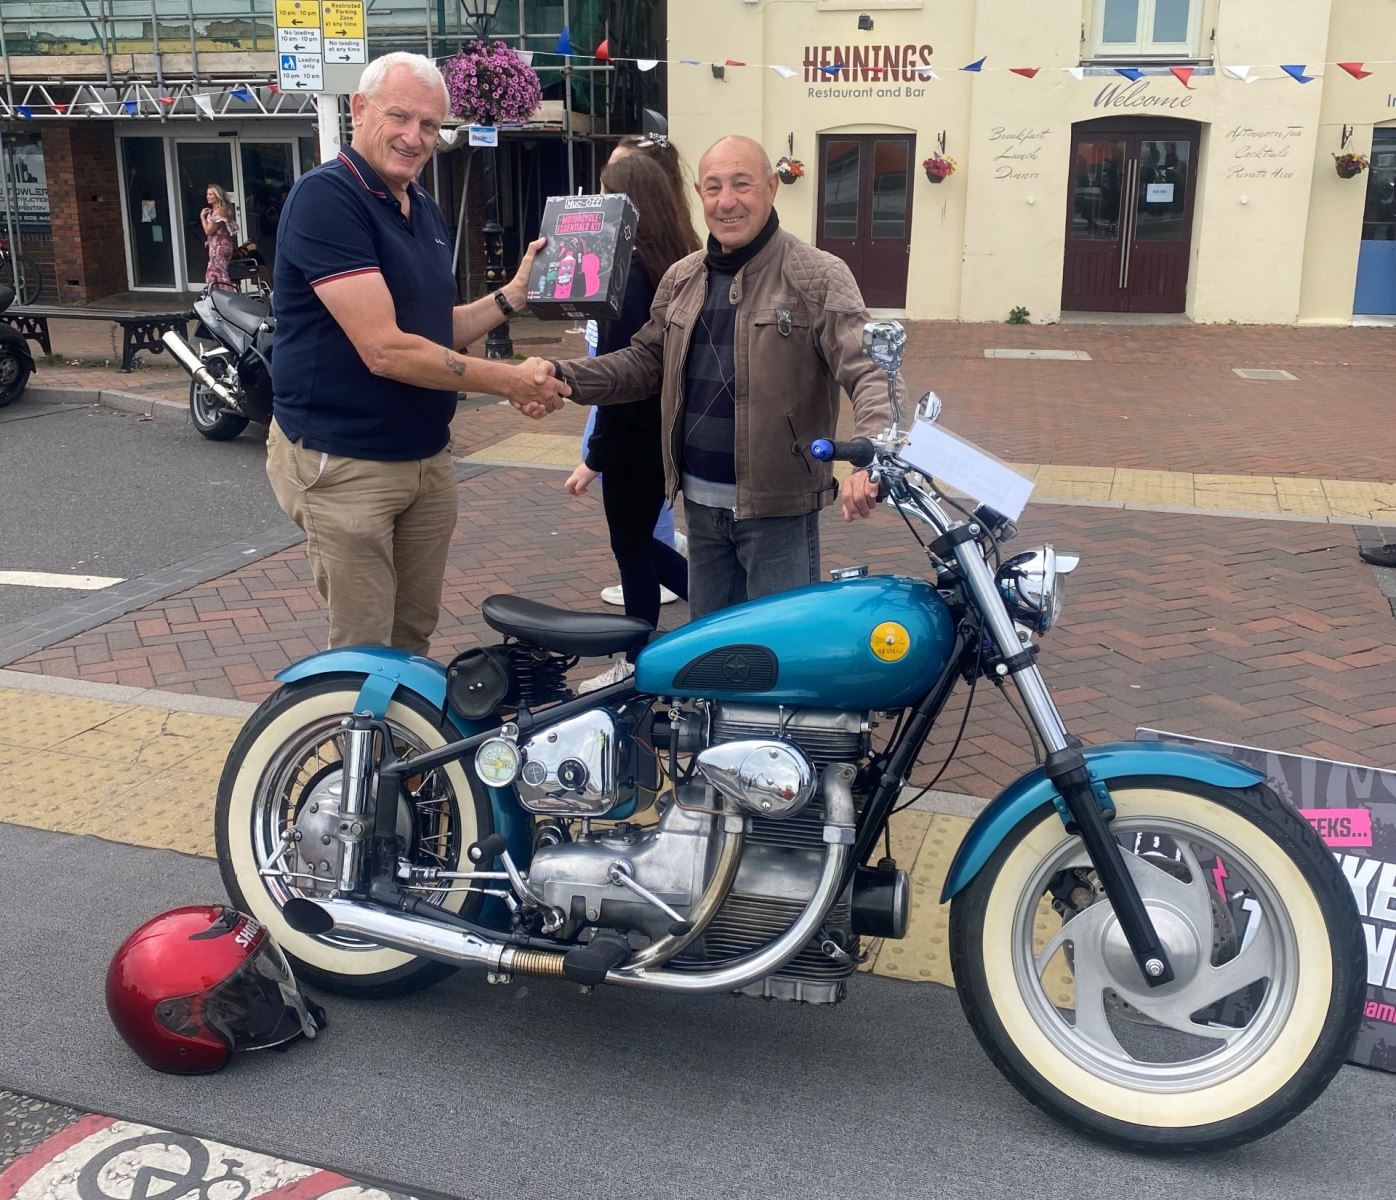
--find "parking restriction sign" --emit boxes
[275,1,324,90]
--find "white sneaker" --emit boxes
[601,584,679,605]
[578,659,635,694]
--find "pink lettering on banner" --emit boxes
[556,213,603,235]
[1300,807,1373,848]
[1366,999,1396,1024]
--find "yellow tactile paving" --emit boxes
[858,808,933,974]
[873,812,972,985]
[0,688,239,854]
[464,436,1396,523]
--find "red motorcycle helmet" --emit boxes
[106,905,325,1074]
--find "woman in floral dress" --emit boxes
[200,184,239,291]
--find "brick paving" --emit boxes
[6,318,1395,797]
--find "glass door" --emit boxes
[1063,139,1129,312]
[175,141,236,290]
[120,138,177,288]
[238,142,296,282]
[1354,129,1396,316]
[816,134,916,308]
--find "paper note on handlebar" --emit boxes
[901,416,1034,521]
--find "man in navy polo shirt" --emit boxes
[268,51,568,653]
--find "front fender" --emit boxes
[938,741,1267,902]
[275,647,531,879]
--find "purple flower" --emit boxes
[444,41,541,124]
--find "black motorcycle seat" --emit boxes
[210,290,268,336]
[481,594,652,657]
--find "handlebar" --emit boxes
[809,437,876,469]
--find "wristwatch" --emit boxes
[492,290,516,318]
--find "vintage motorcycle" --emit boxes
[161,257,273,441]
[215,323,1363,1152]
[0,282,36,408]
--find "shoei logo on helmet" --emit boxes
[233,918,261,949]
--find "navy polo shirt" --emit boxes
[271,146,458,460]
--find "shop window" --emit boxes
[1090,0,1203,60]
[1363,131,1396,243]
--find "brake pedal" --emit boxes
[562,931,631,986]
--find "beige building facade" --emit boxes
[667,0,1396,324]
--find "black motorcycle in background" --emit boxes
[0,283,36,408]
[162,258,273,441]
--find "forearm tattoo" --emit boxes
[443,348,465,377]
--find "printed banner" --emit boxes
[1138,727,1396,1073]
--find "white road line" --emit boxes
[0,570,124,590]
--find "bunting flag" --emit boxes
[158,95,176,105]
[916,66,939,81]
[192,93,216,118]
[637,58,659,72]
[1066,66,1086,80]
[52,103,67,113]
[267,83,280,94]
[818,62,845,77]
[1337,62,1371,80]
[679,59,701,66]
[724,58,745,67]
[1170,65,1195,88]
[515,50,534,66]
[231,87,253,102]
[770,64,797,78]
[122,99,137,115]
[87,102,106,114]
[961,56,986,72]
[1010,67,1040,79]
[1115,67,1143,81]
[16,105,32,119]
[554,26,574,56]
[1225,64,1253,82]
[1281,64,1315,83]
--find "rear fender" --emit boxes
[275,648,531,870]
[938,741,1267,902]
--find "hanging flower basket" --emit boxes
[442,41,542,126]
[922,152,956,183]
[775,156,805,185]
[1333,151,1370,180]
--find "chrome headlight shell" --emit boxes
[995,545,1079,635]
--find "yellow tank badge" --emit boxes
[870,622,911,663]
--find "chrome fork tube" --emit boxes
[953,541,1070,754]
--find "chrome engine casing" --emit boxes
[517,709,625,816]
[525,702,871,1003]
[526,785,717,940]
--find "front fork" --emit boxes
[949,526,1176,987]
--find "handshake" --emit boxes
[505,357,570,420]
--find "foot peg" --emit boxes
[563,931,631,986]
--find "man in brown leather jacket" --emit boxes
[554,135,898,618]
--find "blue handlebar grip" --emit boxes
[810,439,835,462]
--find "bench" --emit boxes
[0,305,194,373]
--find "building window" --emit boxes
[1090,0,1202,60]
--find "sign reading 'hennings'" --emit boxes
[803,43,934,83]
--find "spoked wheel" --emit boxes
[216,676,492,997]
[0,350,29,407]
[949,778,1365,1151]
[189,374,249,441]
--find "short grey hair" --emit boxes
[358,52,449,108]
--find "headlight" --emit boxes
[995,545,1079,635]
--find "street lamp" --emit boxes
[459,0,512,360]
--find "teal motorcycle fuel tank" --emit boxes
[635,576,955,709]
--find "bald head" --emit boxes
[696,135,779,252]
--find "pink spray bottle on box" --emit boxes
[554,240,578,301]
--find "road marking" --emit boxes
[0,570,123,590]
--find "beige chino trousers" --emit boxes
[266,418,457,654]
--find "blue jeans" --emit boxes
[682,499,821,619]
[581,405,675,547]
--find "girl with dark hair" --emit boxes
[565,152,702,691]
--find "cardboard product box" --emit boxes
[525,192,639,321]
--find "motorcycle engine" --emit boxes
[526,701,871,1004]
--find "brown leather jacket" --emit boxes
[555,228,898,520]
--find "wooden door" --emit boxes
[1062,122,1198,313]
[817,133,915,308]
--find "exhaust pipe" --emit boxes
[280,766,857,995]
[161,330,243,411]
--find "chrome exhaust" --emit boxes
[161,330,243,411]
[609,763,857,994]
[279,766,856,995]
